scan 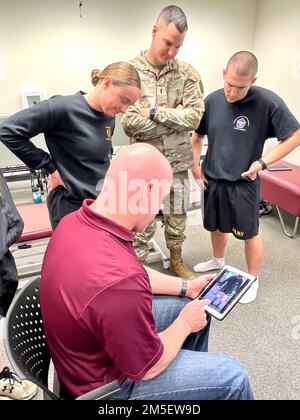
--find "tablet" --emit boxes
[198,265,257,320]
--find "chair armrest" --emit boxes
[76,379,121,400]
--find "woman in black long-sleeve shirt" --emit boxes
[0,62,140,229]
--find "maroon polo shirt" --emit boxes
[41,199,163,398]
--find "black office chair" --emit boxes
[4,276,120,400]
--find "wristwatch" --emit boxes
[258,158,267,170]
[179,279,188,298]
[149,107,157,121]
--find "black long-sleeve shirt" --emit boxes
[0,92,115,202]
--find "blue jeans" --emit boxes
[110,296,254,400]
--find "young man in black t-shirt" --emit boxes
[191,51,300,303]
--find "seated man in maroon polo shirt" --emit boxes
[41,143,254,400]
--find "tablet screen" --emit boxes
[200,269,252,314]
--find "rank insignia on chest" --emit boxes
[105,126,112,141]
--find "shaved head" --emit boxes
[226,51,258,77]
[94,144,173,231]
[107,143,172,184]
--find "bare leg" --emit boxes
[239,235,263,304]
[211,230,229,258]
[244,234,263,276]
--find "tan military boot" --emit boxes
[169,246,197,280]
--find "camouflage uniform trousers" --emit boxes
[133,170,190,262]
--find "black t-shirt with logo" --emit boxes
[196,87,299,182]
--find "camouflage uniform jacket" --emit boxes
[121,51,204,173]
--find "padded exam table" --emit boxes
[260,160,300,238]
[13,202,52,281]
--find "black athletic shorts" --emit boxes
[203,177,260,240]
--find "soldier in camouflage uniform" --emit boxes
[121,5,205,280]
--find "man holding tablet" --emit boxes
[41,144,254,400]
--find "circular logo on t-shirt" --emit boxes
[233,116,250,132]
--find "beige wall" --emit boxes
[0,0,257,114]
[1,0,299,166]
[255,0,300,163]
[0,0,258,165]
